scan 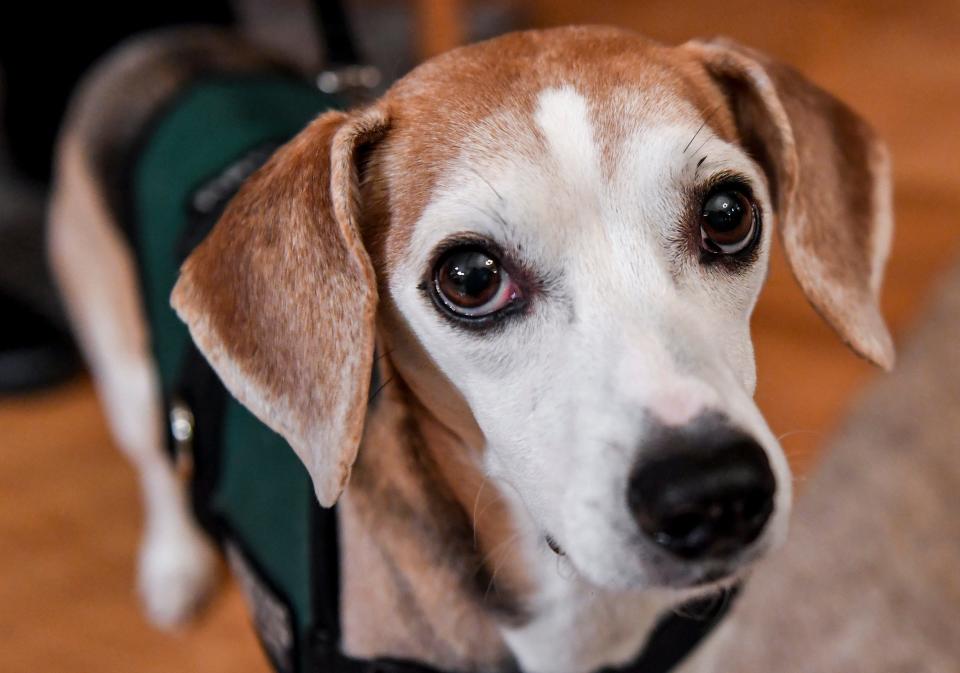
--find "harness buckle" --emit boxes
[169,396,195,482]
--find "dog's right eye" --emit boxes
[699,186,760,256]
[433,247,520,318]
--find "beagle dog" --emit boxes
[49,25,894,673]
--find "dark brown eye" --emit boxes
[700,188,759,255]
[434,248,518,317]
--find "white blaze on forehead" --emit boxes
[534,86,602,190]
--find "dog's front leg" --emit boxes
[49,141,218,628]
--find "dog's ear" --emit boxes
[172,106,388,506]
[685,38,895,370]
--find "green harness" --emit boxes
[130,75,341,673]
[127,73,736,673]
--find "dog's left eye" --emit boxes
[699,187,760,255]
[433,247,518,318]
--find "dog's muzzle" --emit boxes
[627,419,775,560]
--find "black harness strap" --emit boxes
[172,342,229,537]
[598,589,739,673]
[308,586,737,673]
[308,491,344,667]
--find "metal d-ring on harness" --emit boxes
[155,2,739,672]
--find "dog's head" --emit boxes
[173,27,893,590]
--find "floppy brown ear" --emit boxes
[171,106,388,506]
[685,38,895,370]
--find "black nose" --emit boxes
[628,422,776,560]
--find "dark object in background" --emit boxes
[0,291,77,394]
[0,1,371,183]
[0,140,79,394]
[0,3,234,184]
[0,3,239,394]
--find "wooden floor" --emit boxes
[2,2,959,671]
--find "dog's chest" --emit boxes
[502,563,671,673]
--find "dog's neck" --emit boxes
[338,375,522,669]
[337,364,672,673]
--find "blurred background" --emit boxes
[1,1,958,671]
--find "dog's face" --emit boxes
[174,28,894,591]
[381,79,785,588]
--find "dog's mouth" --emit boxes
[545,534,566,556]
[690,565,738,587]
[543,529,757,590]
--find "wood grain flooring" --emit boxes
[2,2,959,671]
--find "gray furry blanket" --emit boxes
[723,262,960,672]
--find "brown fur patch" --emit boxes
[358,382,528,622]
[339,373,525,669]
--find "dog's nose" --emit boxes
[628,425,775,560]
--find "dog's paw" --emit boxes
[137,522,219,629]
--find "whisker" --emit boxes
[478,531,522,568]
[683,106,721,153]
[483,532,523,603]
[671,583,735,620]
[692,134,714,158]
[695,154,709,178]
[777,429,823,442]
[474,488,506,526]
[469,166,505,203]
[554,553,577,581]
[368,375,395,405]
[471,476,490,550]
[601,440,631,459]
[373,347,395,364]
[452,198,515,235]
